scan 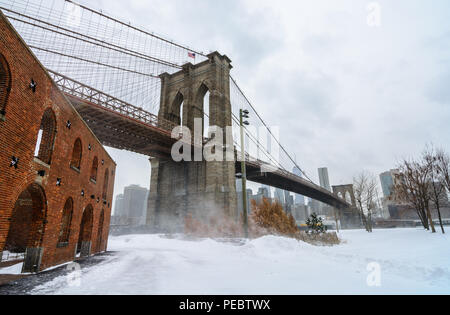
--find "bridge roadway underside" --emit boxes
[67,95,176,158]
[242,161,348,209]
[67,94,349,210]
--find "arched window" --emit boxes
[197,83,210,138]
[102,169,109,201]
[170,91,184,127]
[77,204,94,257]
[34,108,57,165]
[6,183,47,273]
[180,101,184,128]
[90,157,98,182]
[345,191,353,205]
[58,198,73,246]
[0,53,11,118]
[70,138,82,171]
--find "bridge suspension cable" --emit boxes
[229,77,315,184]
[0,0,207,113]
[0,0,320,188]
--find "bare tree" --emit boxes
[424,147,446,234]
[436,149,450,193]
[394,158,436,233]
[353,171,379,233]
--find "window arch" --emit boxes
[70,138,82,170]
[77,204,94,257]
[345,191,353,204]
[58,198,73,246]
[170,91,184,126]
[34,108,57,164]
[6,183,47,272]
[102,168,109,201]
[90,157,98,182]
[0,53,11,117]
[196,83,210,138]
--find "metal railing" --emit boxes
[48,70,177,133]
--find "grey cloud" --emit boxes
[427,71,450,105]
[79,0,450,191]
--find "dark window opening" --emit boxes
[58,198,73,246]
[102,169,109,201]
[90,157,98,183]
[70,138,82,171]
[34,108,57,165]
[0,53,11,118]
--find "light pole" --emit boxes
[240,109,250,238]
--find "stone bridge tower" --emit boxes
[147,52,237,232]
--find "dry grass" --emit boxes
[184,198,340,246]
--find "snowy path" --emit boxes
[30,229,450,295]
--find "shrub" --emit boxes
[250,198,299,238]
[305,213,328,234]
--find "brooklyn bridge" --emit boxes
[0,0,349,231]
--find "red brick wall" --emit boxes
[0,12,116,271]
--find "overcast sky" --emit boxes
[74,0,450,202]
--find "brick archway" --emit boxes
[96,209,105,253]
[77,204,94,257]
[4,183,47,272]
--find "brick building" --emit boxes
[0,12,116,273]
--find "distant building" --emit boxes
[292,167,305,206]
[308,199,320,213]
[318,168,332,192]
[293,204,309,222]
[237,189,253,215]
[258,187,270,199]
[124,185,149,225]
[274,188,285,204]
[261,185,272,199]
[254,187,271,204]
[114,194,125,217]
[380,170,399,198]
[113,185,149,226]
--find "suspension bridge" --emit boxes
[0,0,349,227]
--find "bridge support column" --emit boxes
[147,159,237,233]
[146,52,237,233]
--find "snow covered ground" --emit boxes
[0,262,23,275]
[29,228,450,295]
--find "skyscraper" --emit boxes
[114,194,124,217]
[284,190,294,213]
[318,168,332,192]
[258,187,270,199]
[123,185,149,224]
[274,188,285,204]
[292,167,305,205]
[261,185,272,199]
[113,185,149,225]
[380,170,395,198]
